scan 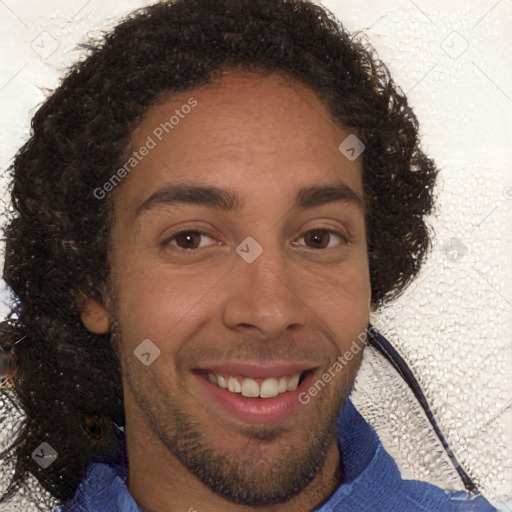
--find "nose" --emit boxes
[221,238,308,339]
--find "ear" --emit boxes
[77,292,111,334]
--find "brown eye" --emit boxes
[294,228,348,250]
[304,230,330,249]
[161,229,217,253]
[174,231,203,250]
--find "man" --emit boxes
[0,0,498,510]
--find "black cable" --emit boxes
[366,324,477,492]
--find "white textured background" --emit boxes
[1,0,511,511]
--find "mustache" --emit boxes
[179,339,337,368]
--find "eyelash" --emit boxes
[160,225,349,254]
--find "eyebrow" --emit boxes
[135,181,366,216]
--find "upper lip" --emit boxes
[193,362,318,379]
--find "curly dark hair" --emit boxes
[0,0,438,508]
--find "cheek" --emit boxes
[304,259,370,342]
[111,257,216,348]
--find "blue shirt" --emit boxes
[57,398,497,511]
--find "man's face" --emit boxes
[101,71,370,505]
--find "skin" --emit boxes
[80,71,371,512]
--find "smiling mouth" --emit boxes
[194,369,313,399]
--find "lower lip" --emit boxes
[192,371,316,425]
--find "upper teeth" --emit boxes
[207,372,302,398]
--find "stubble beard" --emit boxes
[107,307,361,506]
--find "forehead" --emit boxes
[116,71,364,213]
